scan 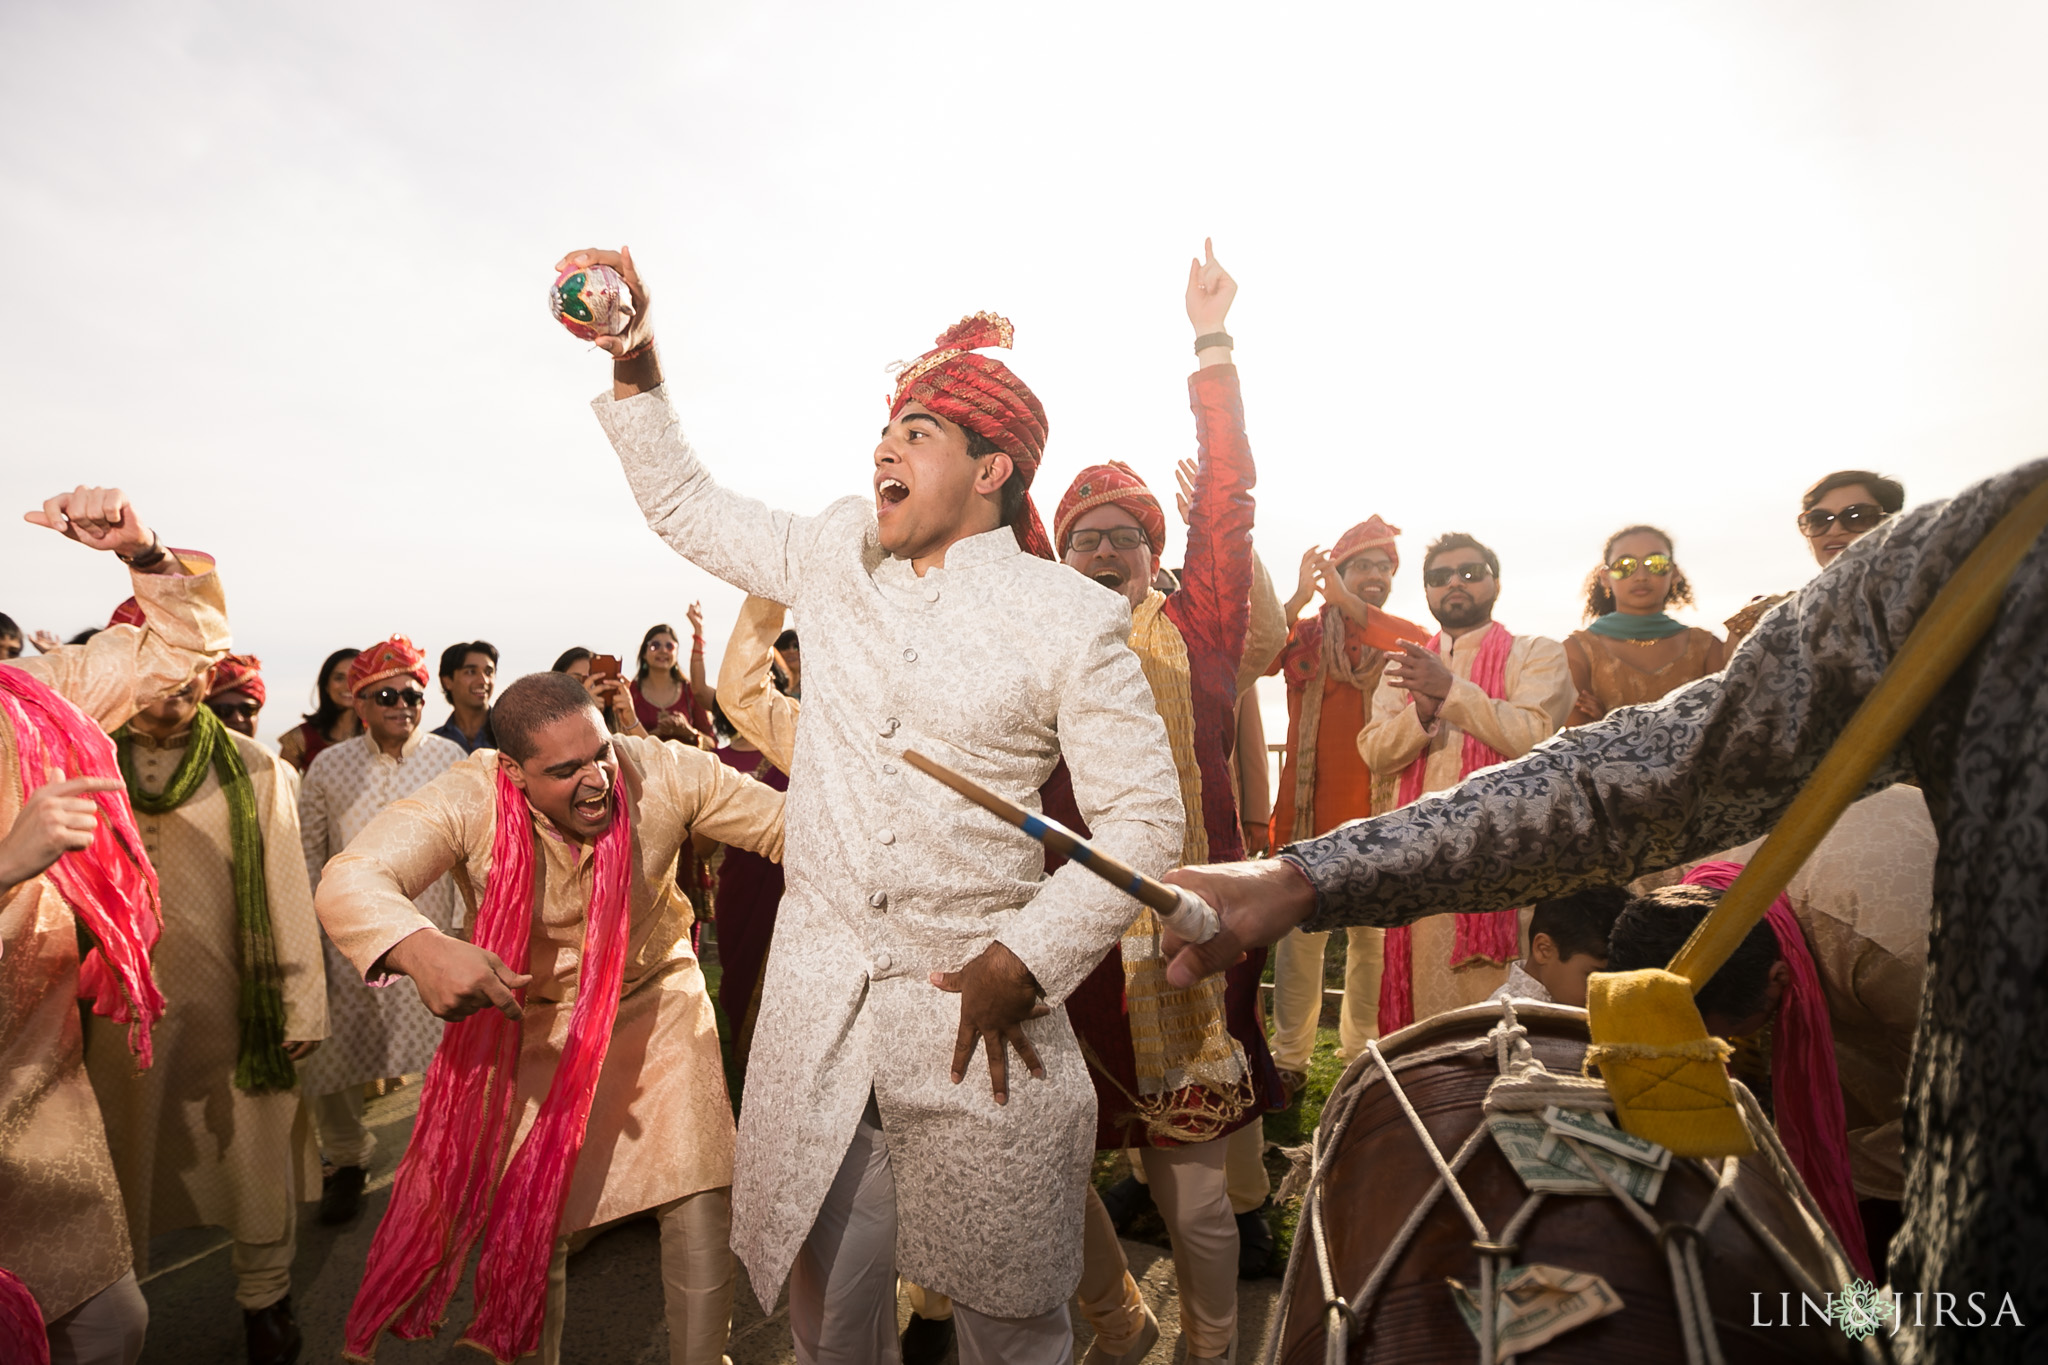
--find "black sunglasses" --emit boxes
[368,687,425,708]
[1066,527,1150,554]
[1423,562,1494,589]
[208,699,261,721]
[1797,503,1887,537]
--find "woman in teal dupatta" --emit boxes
[1563,524,1725,726]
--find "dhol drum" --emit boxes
[1271,999,1885,1365]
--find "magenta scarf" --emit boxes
[0,1268,46,1365]
[1681,862,1872,1277]
[1379,623,1522,1035]
[344,769,635,1364]
[0,664,163,1066]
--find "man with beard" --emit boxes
[93,661,327,1364]
[558,243,1182,1364]
[1357,532,1573,1028]
[314,671,785,1364]
[296,637,466,1223]
[1263,520,1426,1096]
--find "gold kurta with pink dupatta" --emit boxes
[0,556,230,1319]
[313,739,783,1232]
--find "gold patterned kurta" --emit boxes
[86,728,329,1263]
[0,557,230,1319]
[312,739,784,1231]
[1358,627,1575,1018]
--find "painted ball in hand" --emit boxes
[550,263,637,342]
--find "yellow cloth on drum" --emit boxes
[1121,593,1245,1108]
[1584,968,1755,1158]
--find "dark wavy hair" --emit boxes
[1583,525,1694,621]
[551,646,593,673]
[1802,470,1904,516]
[1607,884,1779,1026]
[303,647,361,733]
[635,623,683,685]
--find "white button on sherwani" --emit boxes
[593,385,1185,1319]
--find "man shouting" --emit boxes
[561,244,1182,1364]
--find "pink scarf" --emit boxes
[0,664,163,1066]
[344,769,635,1363]
[1681,862,1872,1278]
[1379,623,1522,1035]
[0,1268,46,1365]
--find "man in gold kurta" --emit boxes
[89,669,328,1364]
[0,487,229,1365]
[314,672,785,1365]
[1359,532,1574,1024]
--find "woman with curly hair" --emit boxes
[1562,525,1724,726]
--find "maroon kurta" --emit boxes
[1059,364,1284,1148]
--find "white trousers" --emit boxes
[1080,1139,1237,1358]
[1129,1122,1269,1215]
[46,1271,147,1365]
[310,1086,377,1168]
[535,1187,734,1365]
[1268,926,1383,1072]
[791,1096,1073,1365]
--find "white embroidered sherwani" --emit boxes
[0,557,229,1319]
[593,385,1184,1319]
[312,741,784,1230]
[296,728,465,1096]
[86,727,328,1264]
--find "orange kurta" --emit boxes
[1268,607,1427,843]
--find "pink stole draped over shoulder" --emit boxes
[344,770,634,1364]
[0,665,163,1065]
[1379,622,1522,1036]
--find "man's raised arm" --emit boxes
[559,246,832,605]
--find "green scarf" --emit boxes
[117,705,295,1093]
[1586,611,1689,641]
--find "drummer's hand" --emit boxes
[930,941,1051,1105]
[1160,859,1318,988]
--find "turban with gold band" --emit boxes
[1053,462,1166,560]
[348,635,429,697]
[207,653,266,706]
[888,312,1054,560]
[1330,515,1401,574]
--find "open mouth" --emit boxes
[572,792,609,822]
[877,477,909,508]
[1090,569,1126,589]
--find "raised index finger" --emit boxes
[45,775,126,798]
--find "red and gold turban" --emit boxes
[1330,516,1401,573]
[348,635,429,697]
[888,312,1054,560]
[1053,462,1166,559]
[107,598,145,629]
[207,653,266,706]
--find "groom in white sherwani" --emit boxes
[560,245,1183,1365]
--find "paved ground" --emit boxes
[136,1085,1285,1363]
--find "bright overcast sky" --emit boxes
[5,1,2046,745]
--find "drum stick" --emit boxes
[902,750,1219,944]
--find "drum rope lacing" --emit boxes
[1265,997,1868,1365]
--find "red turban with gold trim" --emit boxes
[888,312,1054,560]
[1053,462,1166,560]
[207,653,266,706]
[348,636,429,697]
[1330,516,1401,574]
[107,598,145,629]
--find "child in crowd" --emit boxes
[1491,884,1631,1007]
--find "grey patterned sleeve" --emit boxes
[1279,458,2048,934]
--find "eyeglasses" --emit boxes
[1607,553,1674,580]
[368,687,425,708]
[208,700,261,722]
[1066,527,1150,554]
[1797,503,1888,538]
[1423,562,1493,589]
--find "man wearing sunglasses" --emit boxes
[204,653,267,738]
[1359,533,1574,1027]
[296,636,467,1225]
